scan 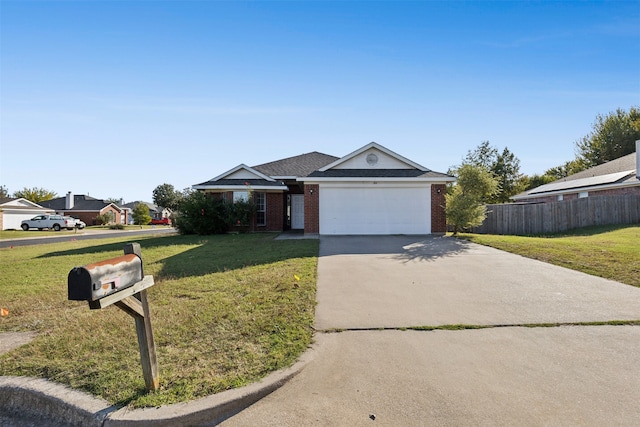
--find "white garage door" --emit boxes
[319,185,431,235]
[2,213,40,230]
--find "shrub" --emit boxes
[174,191,231,235]
[109,224,125,230]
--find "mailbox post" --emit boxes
[68,243,159,391]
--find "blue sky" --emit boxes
[1,1,639,203]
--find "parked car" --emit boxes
[150,217,171,225]
[21,214,76,231]
[63,216,86,229]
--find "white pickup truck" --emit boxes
[21,214,84,231]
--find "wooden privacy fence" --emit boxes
[473,195,640,235]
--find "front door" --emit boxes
[291,194,304,229]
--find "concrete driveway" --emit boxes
[221,235,640,426]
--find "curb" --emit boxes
[0,342,317,426]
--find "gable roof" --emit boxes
[253,152,339,178]
[193,164,289,191]
[39,195,122,212]
[304,142,455,181]
[0,197,52,211]
[512,152,638,201]
[318,142,428,172]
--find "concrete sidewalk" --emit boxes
[220,235,640,426]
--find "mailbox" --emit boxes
[68,253,143,301]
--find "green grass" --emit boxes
[457,224,640,287]
[0,233,318,408]
[0,225,162,239]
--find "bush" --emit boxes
[174,192,231,235]
[109,224,125,230]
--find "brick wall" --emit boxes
[260,192,284,232]
[304,184,319,234]
[431,184,447,234]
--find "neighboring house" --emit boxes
[122,201,172,224]
[39,192,128,225]
[0,198,54,230]
[193,142,455,235]
[511,142,640,203]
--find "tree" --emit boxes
[152,183,183,210]
[105,197,124,205]
[132,203,152,225]
[0,185,9,198]
[576,106,640,168]
[446,164,499,234]
[453,141,524,203]
[13,187,57,203]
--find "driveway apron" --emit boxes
[221,235,640,426]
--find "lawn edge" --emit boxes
[0,339,318,426]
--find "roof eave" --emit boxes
[511,180,640,201]
[193,185,289,191]
[297,176,456,183]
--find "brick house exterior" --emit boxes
[39,193,128,225]
[193,142,455,235]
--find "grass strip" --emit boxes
[456,224,640,288]
[320,320,640,333]
[0,233,318,408]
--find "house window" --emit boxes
[233,191,249,202]
[255,192,266,226]
[578,192,589,198]
[557,195,564,201]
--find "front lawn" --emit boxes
[457,224,640,288]
[0,233,318,407]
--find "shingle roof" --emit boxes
[306,169,454,179]
[512,152,638,199]
[559,153,636,183]
[0,197,18,205]
[253,152,339,177]
[194,179,287,187]
[39,195,114,211]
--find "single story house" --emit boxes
[39,192,128,225]
[511,141,640,203]
[0,198,54,230]
[121,201,172,224]
[193,142,455,235]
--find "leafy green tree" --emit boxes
[105,197,124,205]
[95,211,116,225]
[576,107,640,168]
[152,183,183,211]
[13,187,57,203]
[543,158,588,180]
[446,164,499,235]
[132,203,152,225]
[452,141,524,203]
[0,185,9,198]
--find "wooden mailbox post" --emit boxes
[68,243,159,391]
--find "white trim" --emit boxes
[0,198,47,209]
[209,164,276,182]
[193,185,288,191]
[299,176,455,184]
[318,142,428,172]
